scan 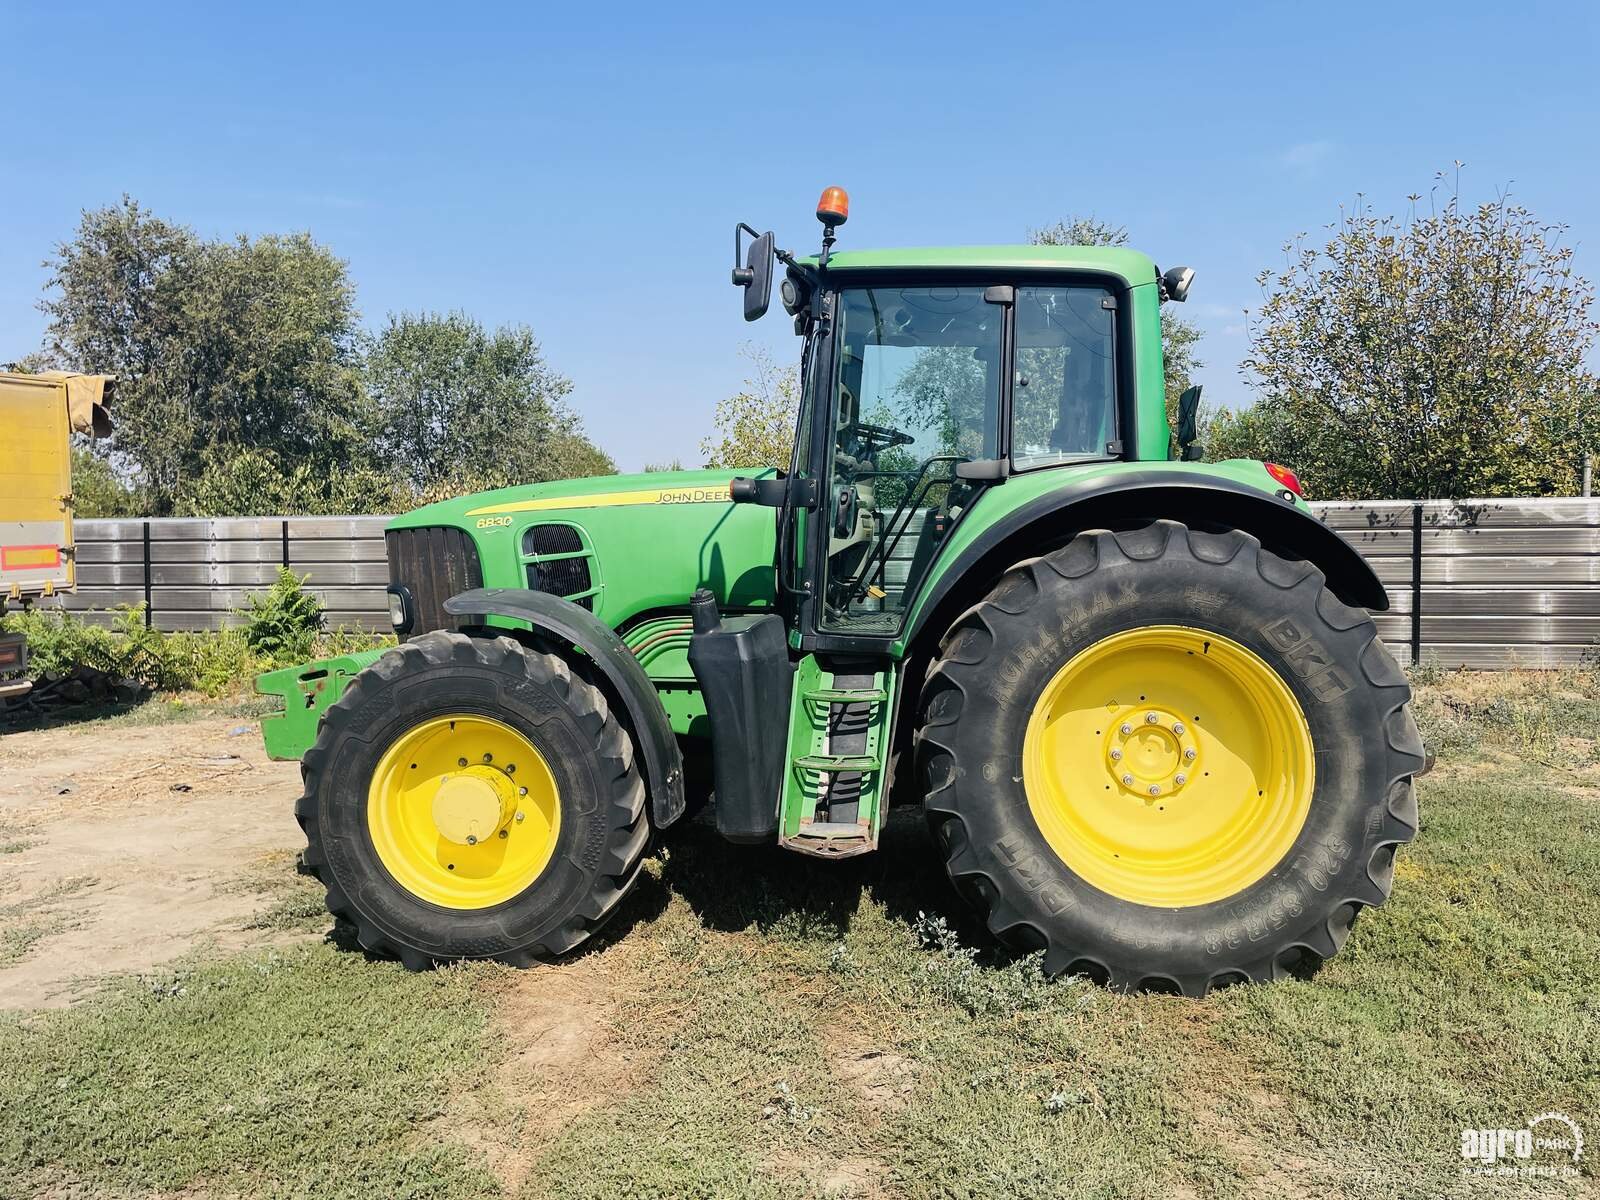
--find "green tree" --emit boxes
[701,345,799,469]
[1212,172,1599,499]
[68,447,146,517]
[174,446,407,517]
[1029,217,1204,444]
[366,311,610,495]
[38,197,372,513]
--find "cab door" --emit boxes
[805,282,1009,644]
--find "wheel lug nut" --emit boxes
[458,757,468,767]
[1110,748,1123,761]
[482,753,493,763]
[499,829,509,839]
[1145,712,1159,724]
[1121,774,1134,786]
[1174,773,1187,786]
[466,835,477,845]
[515,810,526,822]
[1172,722,1186,736]
[1148,784,1161,796]
[1119,723,1133,735]
[1184,748,1197,761]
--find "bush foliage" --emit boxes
[2,573,387,697]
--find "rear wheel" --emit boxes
[299,631,649,969]
[915,520,1422,996]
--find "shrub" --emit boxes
[240,568,324,664]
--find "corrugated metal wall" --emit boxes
[65,516,391,632]
[50,498,1600,667]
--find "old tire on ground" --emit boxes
[915,519,1422,996]
[298,630,648,969]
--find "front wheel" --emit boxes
[298,631,649,969]
[915,520,1423,996]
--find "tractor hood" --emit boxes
[396,468,754,524]
[387,468,781,627]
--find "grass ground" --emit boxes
[1,669,1596,1199]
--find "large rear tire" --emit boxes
[915,520,1422,996]
[298,631,649,969]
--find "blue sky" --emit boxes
[3,1,1597,470]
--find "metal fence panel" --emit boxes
[28,499,1600,668]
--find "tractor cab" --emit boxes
[728,190,1174,656]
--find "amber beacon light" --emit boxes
[816,186,850,227]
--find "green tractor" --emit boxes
[259,187,1421,995]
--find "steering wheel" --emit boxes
[843,420,915,460]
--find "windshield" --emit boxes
[820,285,1001,634]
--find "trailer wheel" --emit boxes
[298,631,648,969]
[914,520,1422,996]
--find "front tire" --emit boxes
[298,631,649,969]
[915,520,1422,996]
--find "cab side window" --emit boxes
[1012,286,1116,469]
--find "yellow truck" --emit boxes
[0,371,115,698]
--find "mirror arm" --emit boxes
[732,223,762,286]
[774,246,819,289]
[731,476,819,510]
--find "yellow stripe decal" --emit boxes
[465,485,732,517]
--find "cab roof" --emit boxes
[812,244,1159,288]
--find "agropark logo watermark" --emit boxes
[1460,1111,1584,1181]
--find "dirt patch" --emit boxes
[430,949,657,1194]
[0,714,305,1008]
[831,1046,917,1114]
[765,1148,889,1198]
[1156,1005,1323,1200]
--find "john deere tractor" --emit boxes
[259,188,1421,995]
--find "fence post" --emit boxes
[142,519,153,629]
[281,519,290,569]
[1409,504,1423,666]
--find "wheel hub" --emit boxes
[1105,706,1197,800]
[431,766,517,845]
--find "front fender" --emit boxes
[444,587,686,828]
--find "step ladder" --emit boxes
[780,669,894,859]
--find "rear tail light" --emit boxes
[1265,462,1304,497]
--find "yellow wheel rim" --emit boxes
[367,714,561,909]
[1021,625,1314,908]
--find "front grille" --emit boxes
[386,526,483,635]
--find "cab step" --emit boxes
[780,657,897,859]
[801,686,888,705]
[793,753,882,774]
[786,819,876,859]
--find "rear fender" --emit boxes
[905,473,1386,657]
[445,587,687,828]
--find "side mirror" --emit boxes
[1161,265,1195,303]
[731,225,775,322]
[1176,384,1202,455]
